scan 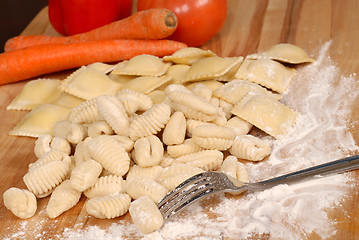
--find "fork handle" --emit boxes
[251,155,359,190]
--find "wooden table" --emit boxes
[0,1,358,239]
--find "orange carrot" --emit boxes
[5,8,178,52]
[0,39,187,85]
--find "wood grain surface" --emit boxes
[0,1,358,239]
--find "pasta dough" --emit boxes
[126,165,164,181]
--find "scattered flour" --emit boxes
[11,41,358,240]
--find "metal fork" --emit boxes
[157,154,359,219]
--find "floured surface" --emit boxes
[57,42,359,240]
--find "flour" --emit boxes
[46,41,359,239]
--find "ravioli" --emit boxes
[248,43,315,64]
[52,93,84,109]
[9,104,71,138]
[231,94,297,138]
[121,76,171,94]
[112,54,171,77]
[235,58,296,93]
[213,79,282,105]
[60,66,120,100]
[7,79,62,111]
[163,47,216,65]
[180,57,243,83]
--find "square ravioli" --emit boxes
[231,94,297,138]
[235,58,296,93]
[7,79,62,111]
[9,104,71,138]
[248,43,315,64]
[213,79,281,105]
[60,66,120,100]
[111,54,171,77]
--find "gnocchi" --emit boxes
[86,193,131,219]
[3,188,37,219]
[129,196,164,234]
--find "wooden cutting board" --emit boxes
[0,0,358,239]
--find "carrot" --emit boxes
[0,39,187,85]
[5,8,178,52]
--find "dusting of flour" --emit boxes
[62,42,359,240]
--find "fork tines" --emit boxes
[157,172,217,219]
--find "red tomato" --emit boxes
[48,0,133,36]
[137,0,227,47]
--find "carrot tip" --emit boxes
[165,12,177,29]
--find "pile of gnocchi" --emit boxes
[3,44,314,234]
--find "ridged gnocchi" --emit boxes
[87,120,114,137]
[156,163,204,191]
[229,135,271,161]
[23,160,70,198]
[167,138,203,158]
[220,155,249,183]
[129,196,164,234]
[129,103,171,140]
[192,124,235,150]
[86,193,131,219]
[67,98,102,124]
[28,149,71,171]
[116,88,153,115]
[125,175,168,204]
[126,165,164,181]
[70,159,103,192]
[162,111,186,146]
[46,180,82,218]
[3,187,37,219]
[84,175,125,199]
[96,95,130,136]
[88,135,130,176]
[132,135,164,167]
[175,150,224,171]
